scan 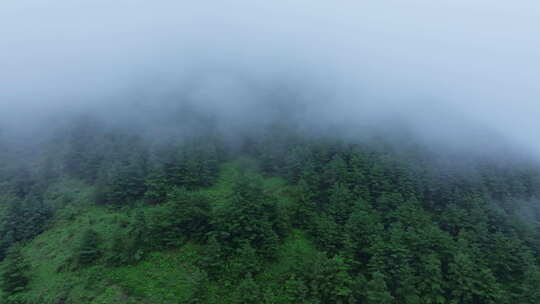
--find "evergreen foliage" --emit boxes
[76,229,101,266]
[0,244,28,301]
[1,122,540,303]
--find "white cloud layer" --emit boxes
[1,0,539,155]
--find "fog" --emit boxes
[1,0,539,157]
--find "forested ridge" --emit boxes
[0,117,539,304]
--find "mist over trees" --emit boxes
[1,0,540,303]
[1,0,540,157]
[1,114,540,302]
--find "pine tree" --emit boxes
[283,274,310,303]
[228,242,262,280]
[448,235,502,304]
[366,271,394,304]
[76,229,101,266]
[186,268,209,304]
[0,244,28,300]
[212,172,280,258]
[0,198,51,260]
[327,183,355,225]
[519,267,540,303]
[293,177,318,229]
[199,235,225,279]
[299,158,322,204]
[144,168,169,204]
[351,273,368,303]
[283,146,308,184]
[234,273,261,304]
[344,201,383,265]
[348,151,371,201]
[323,155,349,188]
[368,160,391,199]
[104,156,147,205]
[0,231,14,262]
[128,210,148,260]
[311,214,344,255]
[417,254,445,304]
[316,255,354,304]
[107,232,129,266]
[148,189,211,249]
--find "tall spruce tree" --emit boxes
[0,244,28,300]
[76,229,101,266]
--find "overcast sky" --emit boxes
[1,0,539,155]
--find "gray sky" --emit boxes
[1,0,539,155]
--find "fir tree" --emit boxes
[366,271,394,304]
[76,229,101,266]
[0,244,28,300]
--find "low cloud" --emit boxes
[1,0,539,157]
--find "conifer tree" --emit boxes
[283,274,310,303]
[107,232,129,266]
[144,168,169,204]
[366,271,394,304]
[323,155,349,188]
[348,151,371,201]
[0,244,28,300]
[128,210,148,260]
[76,229,101,266]
[234,273,261,304]
[293,178,318,229]
[327,183,355,225]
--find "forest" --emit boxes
[0,114,539,304]
[2,0,540,303]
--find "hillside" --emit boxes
[1,124,540,304]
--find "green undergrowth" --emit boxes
[7,159,311,303]
[104,245,202,304]
[21,207,132,303]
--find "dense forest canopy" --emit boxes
[0,112,540,303]
[2,0,540,303]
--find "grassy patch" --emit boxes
[20,206,132,303]
[5,158,306,303]
[106,244,201,303]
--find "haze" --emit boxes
[1,0,539,156]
